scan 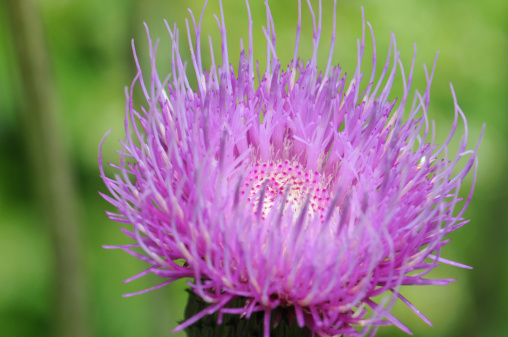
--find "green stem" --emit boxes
[3,0,90,336]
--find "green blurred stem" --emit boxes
[3,0,90,337]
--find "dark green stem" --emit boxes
[184,290,312,337]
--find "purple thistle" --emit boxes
[100,0,484,336]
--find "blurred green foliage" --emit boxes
[0,0,507,336]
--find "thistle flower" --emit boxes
[100,0,483,336]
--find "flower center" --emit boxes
[242,161,331,221]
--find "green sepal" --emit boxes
[183,290,313,337]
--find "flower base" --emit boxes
[184,290,312,337]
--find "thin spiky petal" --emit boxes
[100,1,483,336]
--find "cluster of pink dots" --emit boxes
[241,161,331,221]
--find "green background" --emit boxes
[0,0,506,336]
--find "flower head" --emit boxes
[100,0,483,336]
